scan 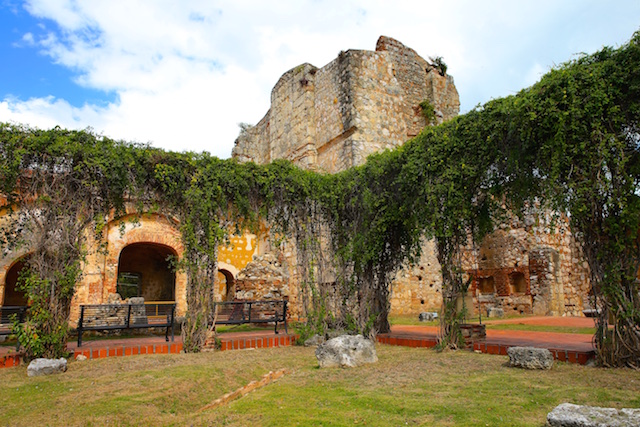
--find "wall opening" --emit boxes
[217,269,235,301]
[4,257,29,306]
[117,243,176,301]
[509,272,527,294]
[478,276,495,294]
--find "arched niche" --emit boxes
[216,262,238,302]
[117,243,177,301]
[104,213,186,315]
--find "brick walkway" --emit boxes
[378,317,596,365]
[1,317,597,368]
[0,330,298,368]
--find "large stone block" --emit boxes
[547,403,640,427]
[487,307,504,318]
[27,358,68,377]
[419,312,438,321]
[315,335,378,368]
[508,346,554,370]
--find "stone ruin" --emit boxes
[0,36,594,323]
[233,253,290,301]
[232,36,592,320]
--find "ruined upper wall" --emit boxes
[232,36,460,173]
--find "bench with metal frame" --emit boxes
[212,300,288,334]
[0,306,28,350]
[77,301,175,347]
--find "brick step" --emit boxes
[215,334,298,351]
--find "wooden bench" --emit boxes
[0,306,27,350]
[212,300,288,334]
[0,306,28,334]
[77,302,175,347]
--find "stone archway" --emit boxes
[216,262,238,302]
[2,256,29,306]
[104,213,187,315]
[216,269,236,301]
[117,243,177,301]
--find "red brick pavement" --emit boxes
[379,318,595,365]
[1,317,597,368]
[0,330,297,368]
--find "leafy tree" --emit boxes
[506,33,640,367]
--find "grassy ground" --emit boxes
[389,315,438,327]
[2,345,639,426]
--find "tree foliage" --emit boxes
[1,31,639,367]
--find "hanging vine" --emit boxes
[0,31,639,366]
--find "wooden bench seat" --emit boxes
[213,300,288,334]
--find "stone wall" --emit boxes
[0,206,262,325]
[232,36,592,320]
[233,36,460,174]
[0,36,594,326]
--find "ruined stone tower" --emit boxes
[231,36,591,319]
[233,36,460,173]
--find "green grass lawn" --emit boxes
[389,314,438,327]
[2,345,639,426]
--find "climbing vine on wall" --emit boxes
[0,125,158,359]
[1,31,639,367]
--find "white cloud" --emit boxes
[2,0,640,157]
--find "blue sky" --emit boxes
[1,1,639,158]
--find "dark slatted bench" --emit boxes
[0,306,27,350]
[213,300,288,334]
[77,302,176,347]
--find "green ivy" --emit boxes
[1,31,639,366]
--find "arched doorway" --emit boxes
[4,257,29,306]
[216,269,236,301]
[117,243,176,301]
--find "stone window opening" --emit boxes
[117,243,177,302]
[478,276,495,294]
[509,272,527,294]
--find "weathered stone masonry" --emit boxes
[233,36,459,173]
[233,36,592,319]
[0,36,592,323]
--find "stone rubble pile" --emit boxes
[235,253,290,300]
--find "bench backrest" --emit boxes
[213,300,287,323]
[0,306,28,326]
[78,302,175,329]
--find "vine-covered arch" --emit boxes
[117,242,177,301]
[1,254,30,306]
[104,213,187,316]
